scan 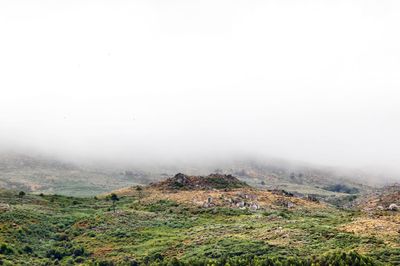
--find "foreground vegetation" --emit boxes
[0,188,399,265]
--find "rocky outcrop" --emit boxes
[152,173,249,190]
[351,184,399,212]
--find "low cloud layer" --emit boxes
[1,1,400,177]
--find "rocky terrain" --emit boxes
[151,173,249,191]
[116,173,321,211]
[351,184,400,211]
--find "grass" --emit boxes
[0,190,398,265]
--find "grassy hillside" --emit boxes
[0,182,399,265]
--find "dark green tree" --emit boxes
[110,193,119,213]
[136,186,143,204]
[18,191,25,198]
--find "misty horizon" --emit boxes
[1,1,400,179]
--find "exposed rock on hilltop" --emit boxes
[152,173,249,190]
[114,173,324,211]
[114,183,323,211]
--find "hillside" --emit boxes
[203,159,372,195]
[0,152,376,199]
[0,176,399,265]
[335,184,400,253]
[351,184,400,211]
[130,158,374,198]
[114,174,322,211]
[0,153,147,196]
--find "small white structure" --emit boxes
[388,203,399,211]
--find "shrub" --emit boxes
[72,246,85,257]
[324,184,360,194]
[143,251,377,266]
[22,245,33,254]
[0,243,14,255]
[54,233,69,241]
[46,248,64,260]
[74,256,85,263]
[97,261,114,266]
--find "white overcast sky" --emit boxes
[1,1,400,172]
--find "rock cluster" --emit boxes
[153,173,249,190]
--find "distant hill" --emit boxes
[0,152,146,196]
[0,152,376,197]
[146,158,372,197]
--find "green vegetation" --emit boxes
[324,184,360,194]
[147,251,378,265]
[0,190,398,265]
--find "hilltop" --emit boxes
[151,173,249,190]
[115,173,322,211]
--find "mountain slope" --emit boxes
[0,152,374,198]
[0,153,145,196]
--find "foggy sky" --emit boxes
[1,1,400,175]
